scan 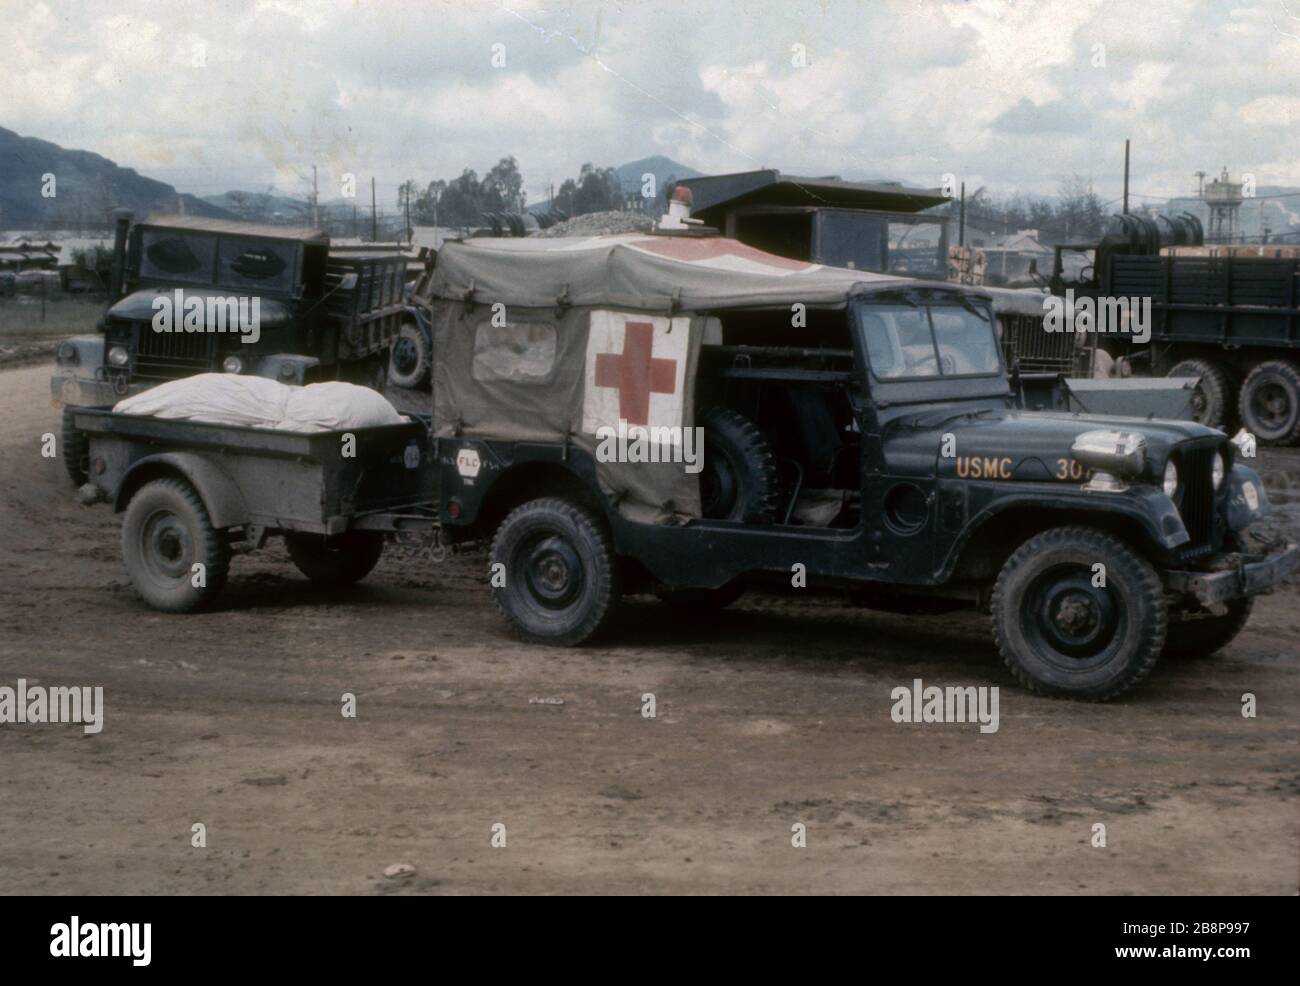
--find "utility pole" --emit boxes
[958,181,966,247]
[1122,139,1130,215]
[312,165,320,227]
[404,183,411,244]
[370,177,377,242]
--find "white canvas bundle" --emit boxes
[113,374,406,432]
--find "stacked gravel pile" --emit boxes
[537,210,654,238]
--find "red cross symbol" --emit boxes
[594,321,677,426]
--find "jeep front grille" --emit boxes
[131,321,215,379]
[1172,441,1220,557]
[999,313,1074,374]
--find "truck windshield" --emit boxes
[859,303,1001,379]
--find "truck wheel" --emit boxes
[991,526,1165,700]
[1239,360,1300,445]
[700,407,779,523]
[61,406,89,486]
[655,582,745,611]
[284,531,385,585]
[1163,598,1253,659]
[490,498,620,646]
[121,479,230,613]
[1166,359,1230,429]
[388,319,431,389]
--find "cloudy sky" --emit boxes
[4,0,1299,208]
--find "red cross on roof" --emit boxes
[594,320,677,426]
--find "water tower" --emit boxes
[1203,168,1243,243]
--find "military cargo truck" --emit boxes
[54,213,405,482]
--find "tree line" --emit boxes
[397,157,641,227]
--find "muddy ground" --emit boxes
[0,361,1296,895]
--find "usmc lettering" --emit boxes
[955,455,1012,480]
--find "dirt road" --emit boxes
[0,362,1296,894]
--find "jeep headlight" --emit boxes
[107,345,129,367]
[1212,451,1225,490]
[57,341,78,365]
[222,355,244,374]
[1163,460,1179,498]
[1072,429,1146,478]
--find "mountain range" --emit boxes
[0,127,233,230]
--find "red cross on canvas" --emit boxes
[593,320,677,426]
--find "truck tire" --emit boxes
[62,406,89,486]
[121,478,230,613]
[700,407,779,523]
[1166,358,1231,430]
[389,319,431,389]
[490,498,620,646]
[1239,360,1300,445]
[284,531,385,585]
[991,526,1165,700]
[1163,598,1253,659]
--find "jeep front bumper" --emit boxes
[1165,543,1300,607]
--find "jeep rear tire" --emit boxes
[1239,360,1300,446]
[1167,358,1231,430]
[700,407,779,523]
[388,319,432,389]
[1163,597,1253,659]
[490,498,620,646]
[991,526,1165,700]
[285,530,385,585]
[122,478,230,612]
[62,406,89,486]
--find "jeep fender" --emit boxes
[113,452,249,530]
[938,486,1188,582]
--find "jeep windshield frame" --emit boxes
[852,288,1011,406]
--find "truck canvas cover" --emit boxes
[420,234,914,523]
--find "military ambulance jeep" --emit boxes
[54,214,405,483]
[420,234,1296,700]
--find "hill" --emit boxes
[0,127,234,230]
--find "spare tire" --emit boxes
[700,407,779,523]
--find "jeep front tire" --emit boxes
[991,526,1165,700]
[490,498,620,646]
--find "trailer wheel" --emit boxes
[1239,360,1300,445]
[1166,359,1231,430]
[388,319,431,389]
[1163,598,1253,659]
[991,526,1165,700]
[700,407,779,523]
[61,406,89,486]
[490,498,620,646]
[284,531,385,585]
[121,478,230,613]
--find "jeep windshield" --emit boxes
[858,300,1001,380]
